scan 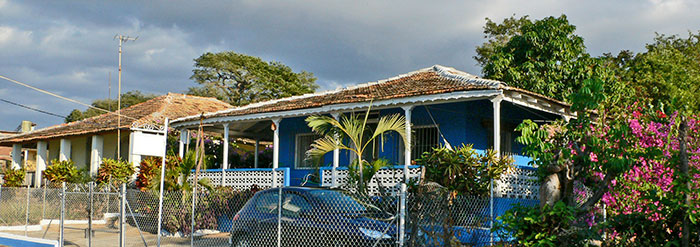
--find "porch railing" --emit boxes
[319,165,423,195]
[187,168,289,190]
[317,164,539,200]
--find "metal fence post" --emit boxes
[277,186,282,247]
[88,182,93,247]
[60,182,65,247]
[490,179,494,245]
[399,183,406,247]
[25,184,30,236]
[119,183,126,247]
[42,178,47,220]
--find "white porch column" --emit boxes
[331,112,341,187]
[254,139,260,168]
[402,106,414,182]
[179,130,188,158]
[222,124,229,170]
[271,118,281,187]
[128,131,141,166]
[59,139,71,162]
[11,143,21,169]
[36,141,47,187]
[489,95,503,244]
[491,96,503,156]
[90,135,104,176]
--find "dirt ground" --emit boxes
[1,222,230,247]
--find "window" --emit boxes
[295,133,324,169]
[281,192,313,217]
[255,191,279,214]
[487,130,513,155]
[412,126,439,160]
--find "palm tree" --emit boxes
[305,106,408,191]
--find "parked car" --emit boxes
[229,187,398,247]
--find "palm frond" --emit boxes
[363,113,407,153]
[306,135,355,161]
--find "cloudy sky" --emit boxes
[0,0,698,130]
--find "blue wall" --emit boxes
[278,100,560,185]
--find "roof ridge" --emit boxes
[170,92,233,105]
[431,65,505,88]
[189,66,442,120]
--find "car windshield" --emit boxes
[308,190,381,214]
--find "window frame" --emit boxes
[294,133,324,170]
[399,124,440,164]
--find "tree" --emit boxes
[474,15,531,68]
[188,51,318,106]
[65,91,156,122]
[305,107,407,192]
[604,33,700,113]
[477,15,626,103]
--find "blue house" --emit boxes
[171,65,572,190]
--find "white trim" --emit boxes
[502,91,573,118]
[222,124,229,170]
[171,90,501,128]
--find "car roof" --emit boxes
[258,186,339,193]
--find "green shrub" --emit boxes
[44,159,81,183]
[135,157,161,191]
[95,158,135,185]
[415,145,512,197]
[2,167,25,187]
[494,202,595,246]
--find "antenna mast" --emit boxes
[114,34,137,161]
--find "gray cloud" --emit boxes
[1,0,699,130]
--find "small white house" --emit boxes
[0,93,231,187]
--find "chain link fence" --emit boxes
[0,181,535,247]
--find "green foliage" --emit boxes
[415,145,512,197]
[95,158,135,186]
[65,91,156,122]
[605,33,700,114]
[159,151,212,192]
[135,157,161,191]
[479,15,626,103]
[347,159,391,192]
[1,167,25,187]
[474,15,531,67]
[305,106,407,192]
[494,202,590,247]
[188,51,318,106]
[43,159,81,183]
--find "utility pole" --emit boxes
[108,72,111,111]
[114,34,137,161]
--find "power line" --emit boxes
[0,74,137,121]
[0,98,66,119]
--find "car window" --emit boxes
[282,192,313,217]
[255,191,279,213]
[308,190,381,214]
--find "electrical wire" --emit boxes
[0,74,137,120]
[0,98,66,119]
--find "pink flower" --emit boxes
[589,152,598,162]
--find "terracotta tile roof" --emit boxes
[0,93,231,145]
[178,65,513,122]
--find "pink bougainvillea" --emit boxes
[603,108,700,224]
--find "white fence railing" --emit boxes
[187,168,289,190]
[319,165,540,199]
[319,165,423,195]
[493,166,539,200]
